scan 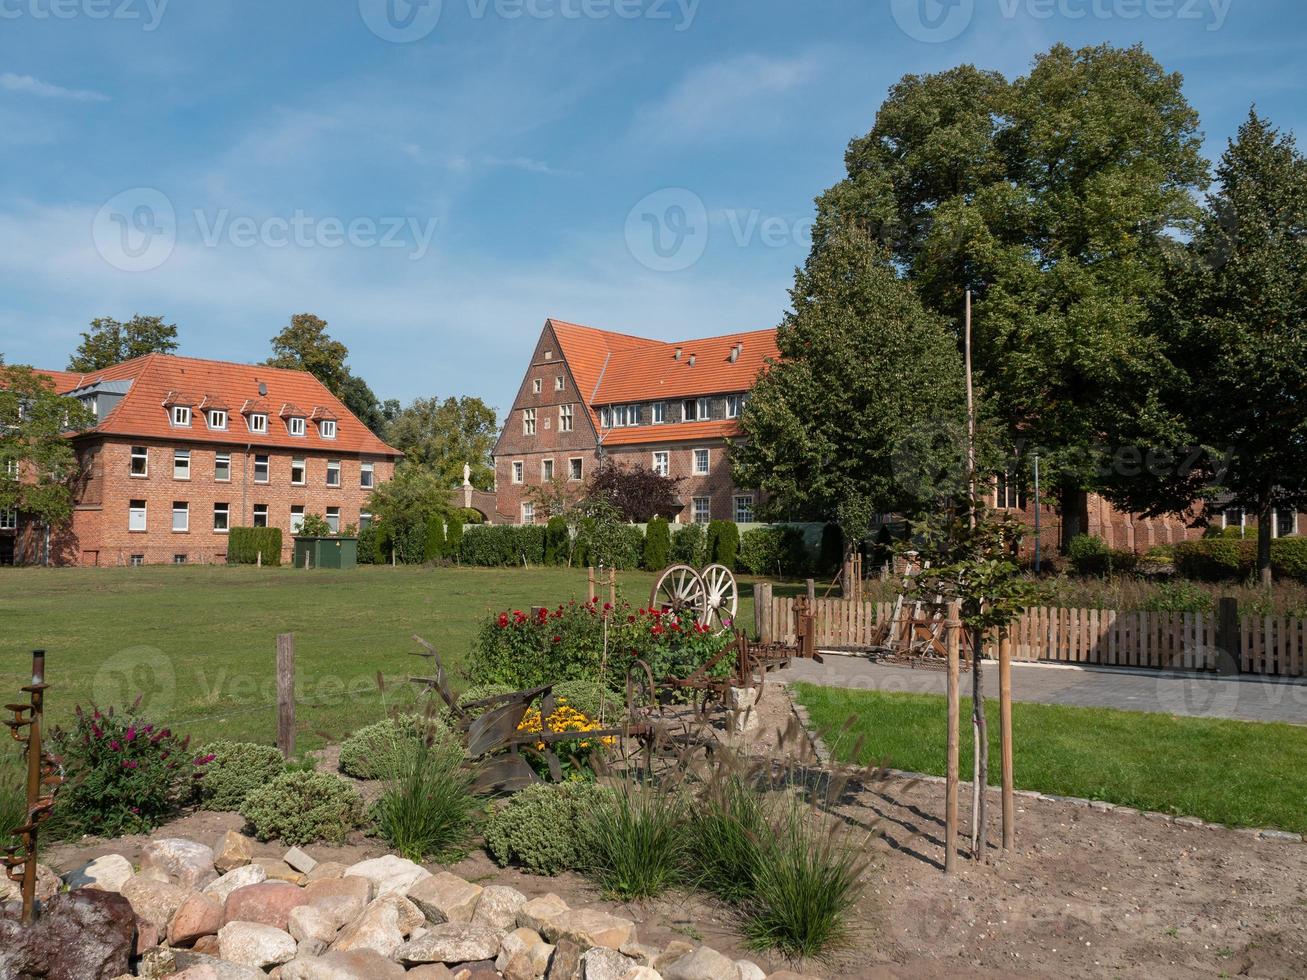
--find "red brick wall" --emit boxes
[606,441,754,524]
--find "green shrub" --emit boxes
[394,522,428,565]
[425,515,447,562]
[739,526,811,577]
[706,521,739,569]
[195,741,286,811]
[1272,537,1307,582]
[1067,535,1138,577]
[446,514,464,560]
[461,525,546,566]
[818,524,843,576]
[49,704,206,838]
[1139,580,1213,615]
[241,771,364,846]
[372,737,477,862]
[339,714,450,779]
[671,523,706,566]
[485,782,609,876]
[643,517,671,570]
[227,527,283,566]
[585,782,686,899]
[1174,538,1252,581]
[356,524,377,564]
[544,516,570,566]
[690,774,765,903]
[550,679,619,721]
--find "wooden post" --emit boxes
[945,603,960,874]
[999,633,1015,851]
[276,634,295,759]
[587,567,596,604]
[806,578,816,602]
[609,569,617,609]
[755,582,773,642]
[21,650,45,923]
[1216,596,1240,676]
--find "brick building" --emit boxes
[492,319,779,525]
[2,354,400,566]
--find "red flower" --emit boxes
[628,615,636,623]
[122,760,138,770]
[604,602,612,611]
[498,613,510,628]
[652,624,664,636]
[109,739,122,751]
[552,635,562,644]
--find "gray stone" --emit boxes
[140,838,217,890]
[288,904,339,957]
[542,906,636,950]
[617,970,663,980]
[518,892,569,933]
[63,853,134,893]
[202,864,268,905]
[216,921,296,969]
[329,899,405,959]
[305,876,373,931]
[407,871,483,924]
[396,923,502,964]
[138,947,265,980]
[659,946,740,980]
[497,927,553,980]
[342,855,432,898]
[304,861,347,884]
[284,846,318,874]
[582,947,639,980]
[1260,829,1304,842]
[736,961,766,980]
[281,948,408,979]
[471,884,528,931]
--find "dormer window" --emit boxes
[171,405,191,427]
[319,419,337,439]
[249,413,268,434]
[288,417,306,437]
[208,410,227,430]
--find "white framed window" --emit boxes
[555,376,565,391]
[360,461,374,488]
[600,407,612,428]
[532,378,542,394]
[653,402,666,424]
[4,459,17,478]
[213,502,230,532]
[693,448,710,475]
[288,416,306,437]
[522,502,535,524]
[627,404,640,426]
[249,413,268,434]
[542,459,554,481]
[693,496,711,524]
[612,405,627,428]
[173,553,188,565]
[129,500,147,532]
[734,494,755,523]
[569,458,583,481]
[995,470,1026,510]
[326,507,340,534]
[559,405,574,433]
[523,408,537,435]
[208,409,227,430]
[214,452,231,482]
[1223,507,1245,531]
[171,405,192,427]
[682,399,698,422]
[726,395,741,419]
[319,419,337,439]
[290,505,306,534]
[130,446,148,478]
[1275,508,1297,538]
[359,511,372,530]
[253,503,268,528]
[254,454,270,484]
[172,501,189,532]
[291,457,306,485]
[326,460,341,487]
[173,450,190,480]
[652,451,669,477]
[129,554,144,567]
[696,397,710,421]
[0,509,16,530]
[512,461,524,484]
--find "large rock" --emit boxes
[406,966,456,980]
[395,923,502,964]
[281,949,408,979]
[660,946,740,980]
[582,947,639,980]
[304,875,372,930]
[329,899,405,958]
[35,863,61,901]
[303,861,347,884]
[140,838,217,890]
[407,871,483,925]
[63,853,134,893]
[471,884,527,931]
[253,855,305,884]
[547,937,585,980]
[289,903,340,956]
[342,855,432,898]
[0,888,134,980]
[542,906,636,951]
[214,831,254,873]
[517,892,569,933]
[217,921,297,969]
[168,892,225,946]
[203,863,268,905]
[618,969,664,980]
[120,874,193,928]
[223,880,307,930]
[284,846,318,873]
[736,961,766,980]
[496,926,549,980]
[137,946,264,979]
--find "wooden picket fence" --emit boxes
[758,594,1307,678]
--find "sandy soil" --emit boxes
[42,685,1307,979]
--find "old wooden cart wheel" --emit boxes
[700,563,739,632]
[650,564,707,618]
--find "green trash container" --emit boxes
[293,536,358,570]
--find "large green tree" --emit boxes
[0,364,95,529]
[814,43,1209,546]
[68,314,178,371]
[1165,111,1307,584]
[266,313,387,435]
[383,396,498,490]
[731,225,969,546]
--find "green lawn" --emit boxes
[795,683,1307,835]
[0,565,756,750]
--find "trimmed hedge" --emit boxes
[1174,536,1307,582]
[1067,535,1138,577]
[739,525,810,577]
[241,771,364,846]
[227,527,283,566]
[818,523,843,576]
[706,520,739,569]
[461,525,546,566]
[195,741,286,811]
[425,516,447,562]
[644,517,671,570]
[544,516,570,566]
[484,782,609,875]
[446,514,464,560]
[671,523,706,566]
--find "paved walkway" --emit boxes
[775,654,1307,725]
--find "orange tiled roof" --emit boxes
[35,354,400,456]
[599,418,745,447]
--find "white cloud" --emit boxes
[0,73,109,103]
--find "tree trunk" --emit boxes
[970,626,988,861]
[1258,499,1274,588]
[1059,485,1088,551]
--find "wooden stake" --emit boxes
[1000,633,1015,850]
[276,634,295,759]
[945,604,960,874]
[587,567,596,604]
[21,650,46,923]
[609,569,617,609]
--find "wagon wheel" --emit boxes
[699,563,739,632]
[650,564,707,618]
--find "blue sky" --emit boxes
[0,0,1302,417]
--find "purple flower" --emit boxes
[122,760,138,769]
[109,739,122,751]
[124,726,137,742]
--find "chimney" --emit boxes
[729,343,741,363]
[673,347,682,360]
[258,382,268,396]
[688,354,696,367]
